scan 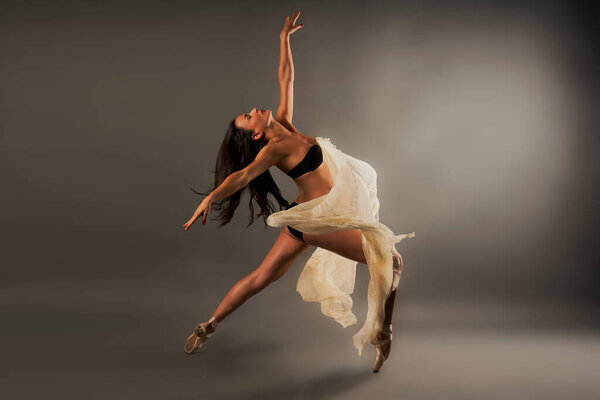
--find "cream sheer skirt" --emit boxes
[266,137,415,357]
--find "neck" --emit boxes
[262,119,294,142]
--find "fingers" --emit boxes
[183,199,212,230]
[183,217,195,230]
[286,10,300,25]
[182,213,199,230]
[283,11,303,36]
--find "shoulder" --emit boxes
[263,134,291,153]
[258,140,286,161]
[275,116,301,135]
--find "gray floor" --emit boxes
[2,279,598,400]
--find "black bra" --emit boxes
[286,144,323,179]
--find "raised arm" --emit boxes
[276,11,304,125]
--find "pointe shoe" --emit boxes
[370,251,401,372]
[371,324,392,373]
[184,317,218,354]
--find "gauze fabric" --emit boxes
[266,137,416,356]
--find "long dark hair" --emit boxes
[191,118,290,228]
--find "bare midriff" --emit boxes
[290,159,334,203]
[274,130,334,204]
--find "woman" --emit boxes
[182,11,415,373]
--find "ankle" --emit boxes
[205,316,219,333]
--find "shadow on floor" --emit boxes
[246,366,371,400]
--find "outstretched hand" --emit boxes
[182,196,212,230]
[281,10,304,38]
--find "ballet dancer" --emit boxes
[182,10,415,373]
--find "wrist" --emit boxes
[280,33,289,41]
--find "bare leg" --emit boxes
[184,227,311,353]
[194,227,311,334]
[376,251,403,356]
[383,286,398,325]
[384,249,403,325]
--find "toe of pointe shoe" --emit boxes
[184,322,215,354]
[184,331,209,354]
[371,335,392,372]
[372,348,387,373]
[184,333,200,354]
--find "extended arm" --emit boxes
[279,25,296,80]
[276,11,303,124]
[207,170,246,203]
[183,144,281,230]
[208,144,281,203]
[277,36,294,123]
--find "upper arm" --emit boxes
[276,77,294,124]
[240,143,282,184]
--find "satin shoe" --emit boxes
[371,323,392,373]
[184,316,218,354]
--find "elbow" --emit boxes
[279,71,294,82]
[238,170,250,188]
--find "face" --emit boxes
[234,107,273,140]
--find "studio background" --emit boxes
[1,1,598,399]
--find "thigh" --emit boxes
[303,229,367,264]
[252,227,312,283]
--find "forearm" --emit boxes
[209,171,247,203]
[278,35,294,81]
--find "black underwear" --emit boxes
[284,201,304,241]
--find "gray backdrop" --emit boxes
[1,0,598,399]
